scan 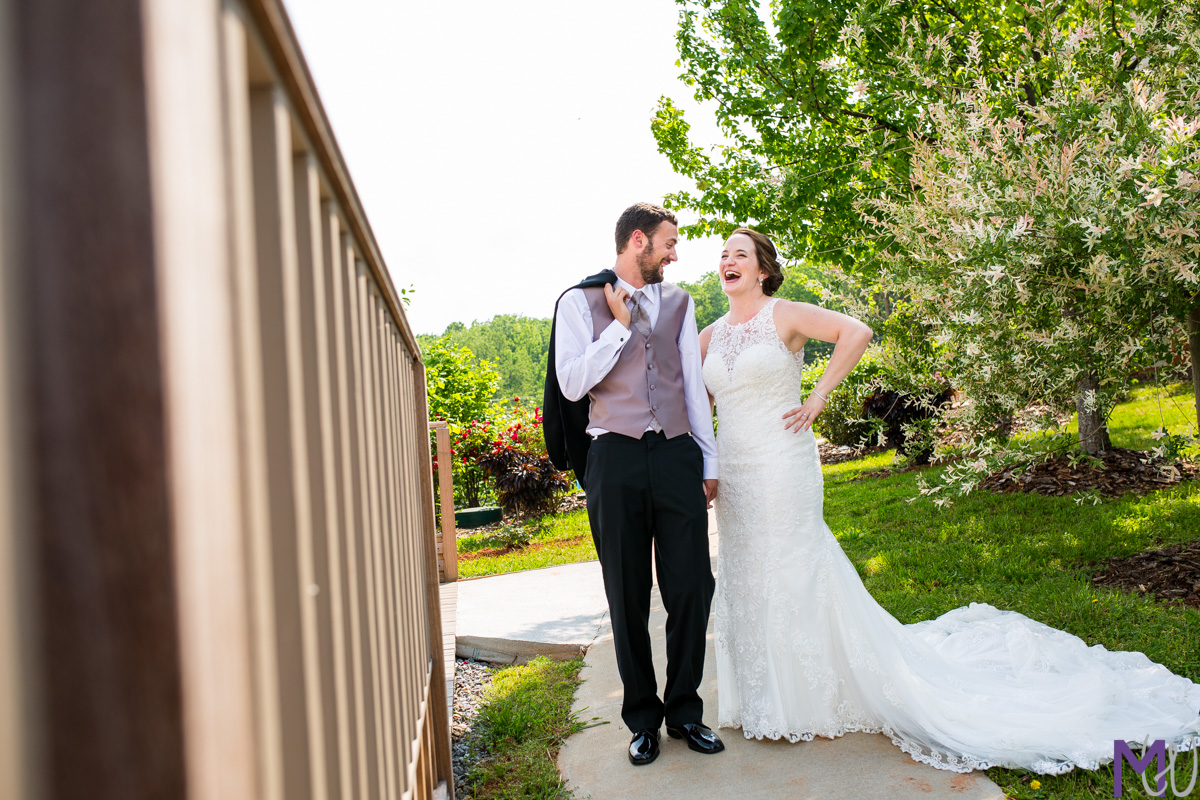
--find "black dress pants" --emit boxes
[584,430,715,732]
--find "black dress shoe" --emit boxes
[628,728,660,765]
[666,721,725,754]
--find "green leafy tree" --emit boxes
[652,0,1156,269]
[676,271,730,330]
[423,336,501,424]
[421,314,552,403]
[859,2,1200,494]
[424,337,504,509]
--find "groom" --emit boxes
[543,202,723,765]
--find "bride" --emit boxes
[698,228,1200,774]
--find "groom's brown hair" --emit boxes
[615,203,677,254]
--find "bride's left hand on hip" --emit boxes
[783,396,826,433]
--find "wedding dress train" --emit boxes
[702,297,1200,773]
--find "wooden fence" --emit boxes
[0,0,453,798]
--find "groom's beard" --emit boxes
[637,241,665,284]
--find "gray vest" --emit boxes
[583,283,692,439]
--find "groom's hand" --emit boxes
[703,479,718,509]
[604,284,632,328]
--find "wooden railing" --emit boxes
[0,0,453,798]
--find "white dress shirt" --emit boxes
[554,276,718,480]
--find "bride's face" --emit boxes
[719,233,765,297]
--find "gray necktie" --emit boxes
[630,290,662,432]
[630,290,652,340]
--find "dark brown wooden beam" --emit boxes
[15,0,187,796]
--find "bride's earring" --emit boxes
[758,276,764,286]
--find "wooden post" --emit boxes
[430,421,457,582]
[143,2,260,798]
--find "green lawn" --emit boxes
[456,510,595,579]
[461,656,588,800]
[456,387,1200,798]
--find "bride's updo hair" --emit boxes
[732,227,784,296]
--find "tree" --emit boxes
[422,337,501,424]
[656,0,1198,470]
[420,314,552,403]
[860,2,1200,470]
[652,0,1087,268]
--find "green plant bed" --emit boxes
[462,656,587,800]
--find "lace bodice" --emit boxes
[702,298,810,454]
[705,298,803,381]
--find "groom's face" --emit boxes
[635,222,679,284]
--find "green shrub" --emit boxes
[425,336,504,511]
[423,336,501,424]
[803,347,884,446]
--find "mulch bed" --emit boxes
[1091,541,1200,610]
[978,447,1199,498]
[819,441,889,466]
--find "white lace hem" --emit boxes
[721,719,1200,776]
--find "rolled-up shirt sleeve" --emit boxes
[678,296,718,479]
[554,288,630,402]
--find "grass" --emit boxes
[462,656,588,800]
[456,510,595,579]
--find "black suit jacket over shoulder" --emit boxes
[542,269,618,490]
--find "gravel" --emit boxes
[452,658,494,796]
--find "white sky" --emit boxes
[282,0,728,336]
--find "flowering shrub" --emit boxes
[446,419,499,509]
[476,398,571,519]
[848,1,1200,497]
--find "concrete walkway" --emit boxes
[453,512,1005,800]
[455,560,610,647]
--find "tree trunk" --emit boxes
[1075,371,1112,456]
[1189,303,1200,435]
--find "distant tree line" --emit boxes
[419,314,552,404]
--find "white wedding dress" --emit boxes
[701,298,1200,774]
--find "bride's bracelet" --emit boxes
[810,389,829,403]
